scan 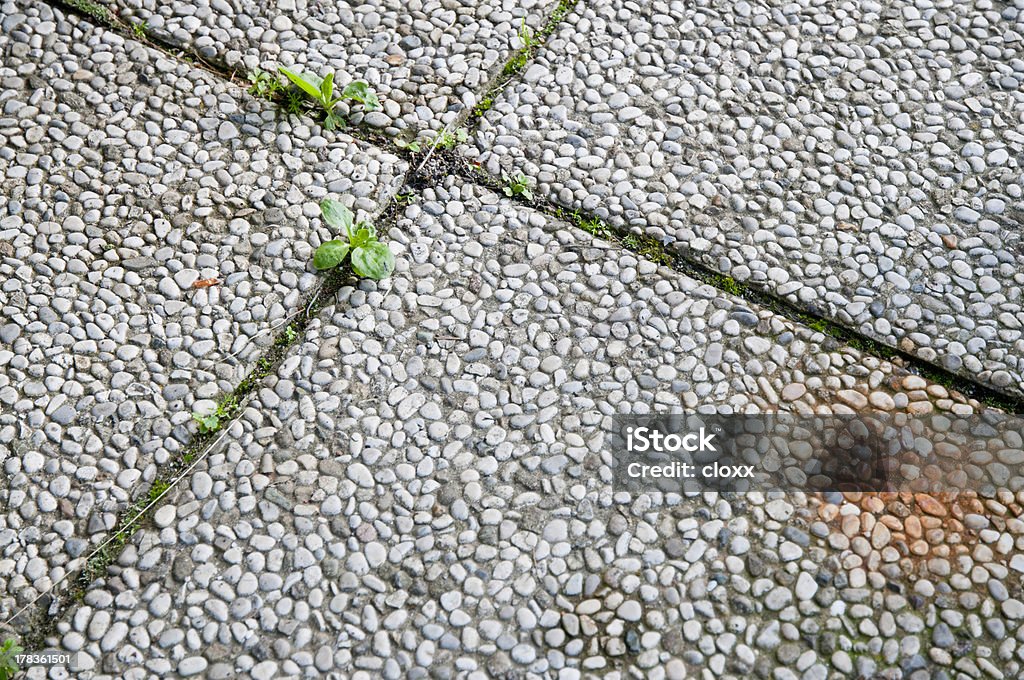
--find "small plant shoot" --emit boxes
[192,412,220,434]
[503,172,534,201]
[395,137,422,153]
[278,66,380,130]
[313,199,395,280]
[247,68,282,99]
[437,128,469,149]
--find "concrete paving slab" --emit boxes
[469,0,1024,399]
[45,178,1022,679]
[0,0,405,622]
[100,0,559,136]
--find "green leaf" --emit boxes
[313,240,350,271]
[320,199,354,236]
[320,71,335,104]
[350,226,373,248]
[192,413,220,433]
[342,80,381,110]
[357,220,377,239]
[351,242,395,280]
[279,66,324,101]
[522,188,533,201]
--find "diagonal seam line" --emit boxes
[1,409,245,631]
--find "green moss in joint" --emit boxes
[622,234,674,267]
[66,0,113,24]
[148,479,171,504]
[707,273,744,297]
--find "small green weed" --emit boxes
[395,137,422,153]
[283,88,305,116]
[394,192,418,205]
[247,68,282,99]
[622,233,674,266]
[191,392,244,435]
[708,273,743,297]
[0,638,22,680]
[573,211,612,238]
[279,67,380,130]
[436,128,468,149]
[313,198,396,280]
[518,19,538,48]
[275,323,299,346]
[472,96,494,117]
[806,318,830,334]
[502,172,534,201]
[131,20,148,39]
[504,50,529,75]
[67,0,111,24]
[148,479,171,504]
[192,412,221,434]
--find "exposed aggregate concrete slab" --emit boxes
[469,0,1024,399]
[101,0,559,136]
[0,0,406,624]
[45,179,1024,679]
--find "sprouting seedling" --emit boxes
[0,638,22,680]
[192,412,220,434]
[503,172,534,201]
[131,20,148,39]
[313,198,395,280]
[278,66,381,130]
[247,68,282,99]
[518,19,536,48]
[395,137,422,153]
[436,128,468,149]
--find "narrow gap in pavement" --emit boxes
[21,0,1022,648]
[19,0,582,650]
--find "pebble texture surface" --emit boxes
[1,1,1024,678]
[50,179,1024,679]
[0,1,405,624]
[469,0,1024,399]
[100,0,558,135]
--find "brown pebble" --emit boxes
[915,493,948,517]
[880,515,903,531]
[907,401,934,415]
[905,515,922,539]
[864,496,885,513]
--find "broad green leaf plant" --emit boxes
[314,199,395,280]
[278,66,381,130]
[503,171,534,201]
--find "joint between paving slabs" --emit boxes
[448,172,1024,414]
[35,0,1024,406]
[11,200,407,650]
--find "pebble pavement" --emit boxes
[96,0,559,136]
[1,1,1024,678]
[45,179,1024,678]
[468,0,1024,399]
[0,0,405,625]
